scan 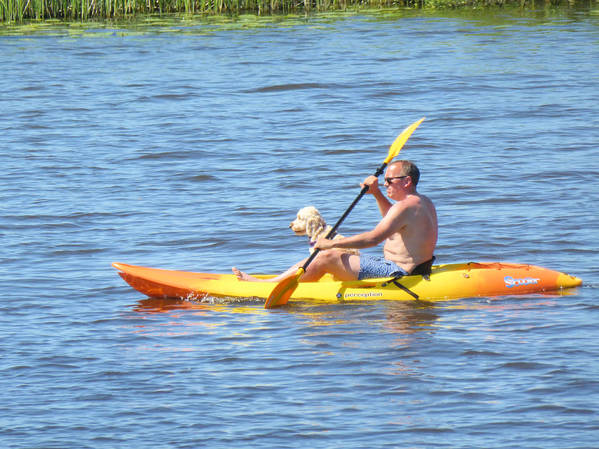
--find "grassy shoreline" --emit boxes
[0,0,594,23]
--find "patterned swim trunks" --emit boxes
[357,254,408,280]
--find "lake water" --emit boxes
[1,8,598,448]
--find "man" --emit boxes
[233,160,437,282]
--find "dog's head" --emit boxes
[290,206,326,239]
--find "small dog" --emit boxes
[290,206,359,255]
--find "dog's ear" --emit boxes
[306,214,326,238]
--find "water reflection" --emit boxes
[132,296,264,315]
[383,301,439,336]
[440,289,580,312]
[132,297,440,339]
[133,297,212,314]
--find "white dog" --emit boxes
[290,206,359,255]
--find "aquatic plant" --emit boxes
[0,0,592,22]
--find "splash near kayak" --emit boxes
[113,262,581,305]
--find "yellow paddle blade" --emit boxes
[264,268,304,309]
[383,117,425,164]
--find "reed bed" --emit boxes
[0,0,587,22]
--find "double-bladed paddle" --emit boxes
[264,117,425,309]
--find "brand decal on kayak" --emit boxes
[504,275,540,288]
[341,292,384,299]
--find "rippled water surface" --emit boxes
[2,9,598,448]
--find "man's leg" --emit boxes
[233,260,304,283]
[233,250,360,282]
[301,250,360,282]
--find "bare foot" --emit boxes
[232,267,264,282]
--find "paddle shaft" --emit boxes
[299,162,388,272]
[264,118,424,308]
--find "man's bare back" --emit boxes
[381,192,437,273]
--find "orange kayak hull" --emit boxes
[113,261,582,304]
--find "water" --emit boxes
[2,9,598,448]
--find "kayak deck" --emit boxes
[112,262,582,304]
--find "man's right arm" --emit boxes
[362,176,392,217]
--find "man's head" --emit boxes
[384,160,420,197]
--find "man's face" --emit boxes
[383,165,409,200]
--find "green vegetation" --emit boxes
[0,0,592,23]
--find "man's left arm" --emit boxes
[315,203,409,250]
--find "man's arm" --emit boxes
[316,202,408,251]
[362,175,392,217]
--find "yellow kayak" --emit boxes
[112,261,582,304]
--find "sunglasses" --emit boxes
[384,176,408,185]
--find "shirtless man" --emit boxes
[233,160,437,282]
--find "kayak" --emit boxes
[112,261,582,304]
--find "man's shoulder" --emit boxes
[386,197,416,220]
[388,193,434,218]
[407,192,435,207]
[394,193,423,208]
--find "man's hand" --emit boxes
[361,175,380,194]
[314,237,335,251]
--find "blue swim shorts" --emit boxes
[358,254,408,280]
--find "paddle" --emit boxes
[264,117,425,309]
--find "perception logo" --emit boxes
[343,292,383,299]
[504,276,540,288]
